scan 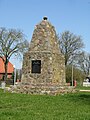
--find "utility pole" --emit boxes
[13,65,16,85]
[72,65,73,86]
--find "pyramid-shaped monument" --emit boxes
[22,17,65,85]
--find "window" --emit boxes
[31,60,41,73]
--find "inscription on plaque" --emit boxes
[31,60,41,73]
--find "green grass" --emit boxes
[76,86,90,90]
[0,89,90,120]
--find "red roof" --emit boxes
[0,58,14,73]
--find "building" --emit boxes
[0,58,14,80]
[22,17,65,86]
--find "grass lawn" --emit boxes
[76,86,90,90]
[0,89,90,120]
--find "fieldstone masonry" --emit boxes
[22,17,66,86]
[6,18,78,95]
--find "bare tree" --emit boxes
[77,52,90,75]
[0,27,29,82]
[58,31,84,66]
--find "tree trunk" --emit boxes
[4,63,8,83]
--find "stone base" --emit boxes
[7,83,77,95]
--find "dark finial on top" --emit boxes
[43,16,48,20]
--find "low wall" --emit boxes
[83,82,90,87]
[6,83,77,95]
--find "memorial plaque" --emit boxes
[31,60,41,73]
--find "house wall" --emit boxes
[0,58,14,80]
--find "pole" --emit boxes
[72,65,73,86]
[13,65,16,85]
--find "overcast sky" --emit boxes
[0,0,90,69]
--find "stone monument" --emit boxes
[22,17,65,86]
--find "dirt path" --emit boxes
[80,90,90,92]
